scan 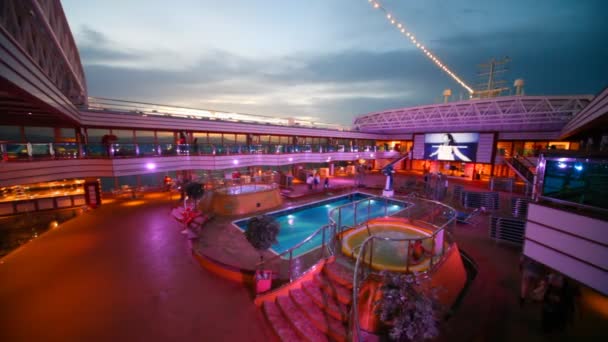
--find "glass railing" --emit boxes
[1,142,375,161]
[537,155,608,213]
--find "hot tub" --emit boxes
[341,217,445,273]
[209,183,282,216]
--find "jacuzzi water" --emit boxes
[234,193,406,258]
[217,184,272,195]
[341,220,436,272]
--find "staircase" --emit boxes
[261,259,367,342]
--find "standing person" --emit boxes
[306,174,314,190]
[192,137,199,153]
[520,255,544,306]
[163,175,172,192]
[314,173,320,189]
[562,278,581,328]
[542,272,565,334]
[324,177,329,189]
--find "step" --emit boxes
[302,280,349,321]
[277,295,329,342]
[323,260,354,289]
[313,273,352,305]
[290,288,347,342]
[263,300,303,342]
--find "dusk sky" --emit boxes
[62,0,608,126]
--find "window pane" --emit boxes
[60,128,76,141]
[113,129,134,144]
[209,133,222,145]
[24,127,54,142]
[0,126,22,142]
[136,130,155,143]
[88,128,110,144]
[156,131,174,143]
[222,133,235,144]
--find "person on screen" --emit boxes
[429,133,472,162]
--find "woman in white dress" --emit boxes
[429,133,472,162]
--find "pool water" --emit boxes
[234,193,406,258]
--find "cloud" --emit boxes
[79,19,608,126]
[82,45,452,125]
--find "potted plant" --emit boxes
[245,215,280,293]
[376,271,443,341]
[184,181,205,206]
[181,182,205,236]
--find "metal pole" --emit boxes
[369,238,374,272]
[322,226,326,257]
[289,250,293,282]
[353,202,357,226]
[380,198,384,217]
[430,235,436,268]
[338,209,342,234]
[406,240,411,273]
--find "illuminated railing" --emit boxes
[0,142,377,160]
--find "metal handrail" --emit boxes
[255,223,334,281]
[256,193,410,283]
[349,196,457,341]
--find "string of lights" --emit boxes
[366,0,474,94]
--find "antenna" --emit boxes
[472,57,511,98]
[442,89,452,103]
[514,79,525,96]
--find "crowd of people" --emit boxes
[306,172,329,190]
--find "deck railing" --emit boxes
[0,142,378,161]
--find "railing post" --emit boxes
[369,238,374,273]
[322,226,326,257]
[384,197,388,216]
[289,250,293,282]
[430,234,436,268]
[353,202,357,226]
[406,240,411,273]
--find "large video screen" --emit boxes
[424,133,479,162]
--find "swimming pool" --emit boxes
[233,193,407,258]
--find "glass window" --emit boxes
[259,135,271,144]
[135,130,155,143]
[24,127,54,143]
[112,129,134,144]
[193,132,208,143]
[270,135,280,144]
[156,131,174,143]
[208,133,222,145]
[235,134,247,144]
[87,128,110,144]
[496,141,512,157]
[0,125,22,142]
[223,133,235,144]
[59,128,76,142]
